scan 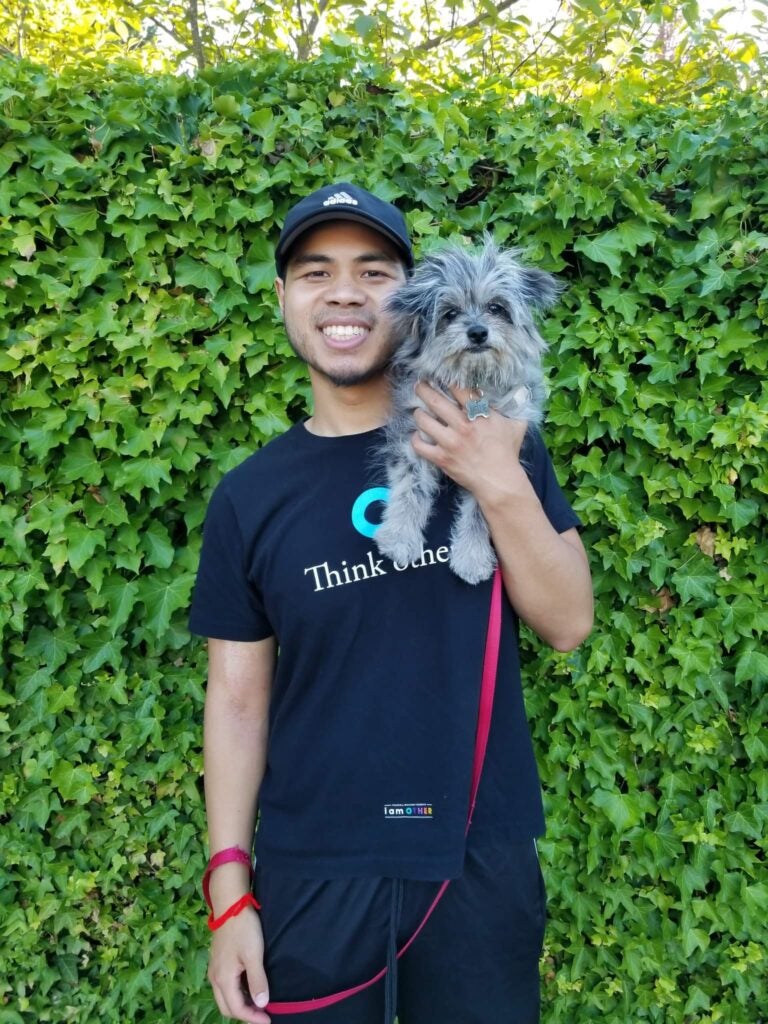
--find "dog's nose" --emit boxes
[467,324,489,345]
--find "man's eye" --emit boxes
[443,308,460,322]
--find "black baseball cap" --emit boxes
[275,183,414,278]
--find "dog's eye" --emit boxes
[442,308,460,322]
[487,303,508,318]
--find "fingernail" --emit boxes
[255,992,269,1008]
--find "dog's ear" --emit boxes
[520,267,563,311]
[385,274,439,364]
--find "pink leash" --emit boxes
[267,567,503,1014]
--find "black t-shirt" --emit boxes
[189,423,580,880]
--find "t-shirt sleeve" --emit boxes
[188,481,274,641]
[523,429,582,534]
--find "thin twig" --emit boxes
[118,0,189,48]
[229,0,261,51]
[415,0,519,53]
[507,0,565,77]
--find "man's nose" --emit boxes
[325,274,366,304]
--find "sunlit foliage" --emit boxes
[1,0,765,100]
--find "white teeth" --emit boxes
[322,325,367,337]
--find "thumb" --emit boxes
[243,955,270,1009]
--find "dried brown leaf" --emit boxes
[695,526,716,558]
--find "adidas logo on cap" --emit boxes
[322,190,359,207]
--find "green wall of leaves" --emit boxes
[1,49,766,1024]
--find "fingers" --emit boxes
[412,382,483,465]
[243,952,271,1012]
[415,381,505,434]
[413,406,452,445]
[212,971,271,1024]
[415,381,464,425]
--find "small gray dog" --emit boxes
[374,237,560,584]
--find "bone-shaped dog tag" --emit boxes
[466,395,490,421]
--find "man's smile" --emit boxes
[319,321,373,348]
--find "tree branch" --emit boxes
[415,0,519,54]
[17,1,28,59]
[296,0,330,59]
[295,0,307,38]
[188,0,206,69]
[229,0,262,52]
[507,0,564,77]
[291,0,307,59]
[117,0,189,49]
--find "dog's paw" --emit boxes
[374,522,425,567]
[449,544,497,585]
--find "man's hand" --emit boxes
[411,380,593,651]
[208,909,271,1024]
[411,382,529,505]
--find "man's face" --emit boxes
[275,221,408,388]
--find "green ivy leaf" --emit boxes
[25,626,78,670]
[99,576,140,633]
[54,204,100,235]
[670,556,719,606]
[690,189,729,221]
[142,521,175,569]
[139,573,194,637]
[59,439,103,485]
[592,789,643,831]
[212,95,241,118]
[174,255,224,294]
[699,261,728,297]
[50,760,96,804]
[66,523,107,573]
[113,457,173,498]
[67,234,111,286]
[574,230,624,276]
[615,220,656,254]
[353,14,378,40]
[598,285,640,323]
[735,647,768,686]
[82,636,127,673]
[15,788,58,830]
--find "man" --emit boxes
[189,182,593,1024]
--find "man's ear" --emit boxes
[275,276,285,314]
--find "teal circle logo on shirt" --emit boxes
[351,488,390,538]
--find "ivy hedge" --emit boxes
[1,49,766,1024]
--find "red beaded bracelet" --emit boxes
[207,892,262,932]
[202,846,253,911]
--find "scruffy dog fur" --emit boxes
[374,238,561,584]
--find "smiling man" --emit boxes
[189,182,593,1024]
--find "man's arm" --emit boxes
[204,636,276,1024]
[480,502,592,652]
[412,383,593,651]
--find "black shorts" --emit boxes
[254,839,546,1024]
